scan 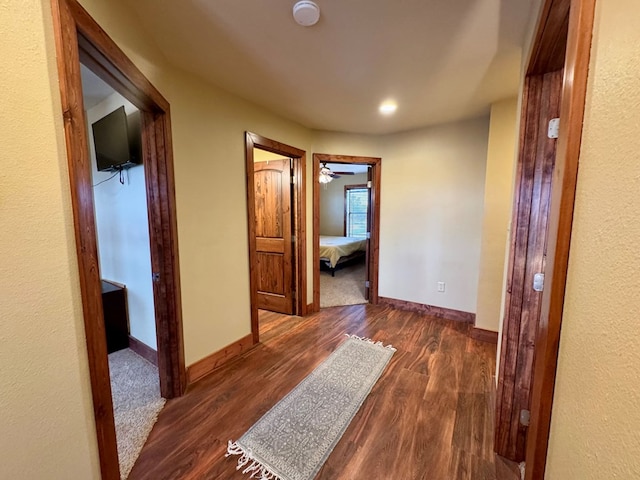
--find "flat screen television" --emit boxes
[92,106,142,172]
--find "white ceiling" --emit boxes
[126,0,534,134]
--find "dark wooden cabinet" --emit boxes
[101,280,129,354]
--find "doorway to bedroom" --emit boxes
[51,2,186,477]
[245,133,307,343]
[312,154,381,310]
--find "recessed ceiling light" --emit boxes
[379,101,397,115]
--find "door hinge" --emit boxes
[533,273,544,292]
[520,409,531,427]
[291,175,295,185]
[366,232,371,239]
[152,272,160,282]
[365,280,370,288]
[292,235,296,242]
[367,180,372,188]
[548,118,560,138]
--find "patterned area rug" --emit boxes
[226,335,396,480]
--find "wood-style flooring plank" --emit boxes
[129,304,519,480]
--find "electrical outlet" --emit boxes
[437,282,445,293]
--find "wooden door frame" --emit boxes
[51,0,186,478]
[524,0,595,477]
[312,154,381,311]
[245,132,307,343]
[494,0,595,477]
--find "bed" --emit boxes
[319,235,367,276]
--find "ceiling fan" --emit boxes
[319,163,355,183]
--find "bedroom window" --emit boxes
[344,185,368,238]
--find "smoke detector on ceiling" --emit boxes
[293,1,320,27]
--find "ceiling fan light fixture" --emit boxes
[293,1,320,27]
[319,163,334,183]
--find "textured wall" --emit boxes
[546,0,640,477]
[0,0,99,477]
[475,98,518,331]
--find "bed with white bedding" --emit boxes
[319,235,367,276]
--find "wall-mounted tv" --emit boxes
[92,106,142,172]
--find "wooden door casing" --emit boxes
[254,159,294,314]
[494,0,595,471]
[50,0,186,478]
[365,166,373,300]
[524,0,595,477]
[312,154,381,311]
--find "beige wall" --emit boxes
[254,149,288,162]
[379,118,490,313]
[0,0,100,477]
[164,67,312,363]
[474,98,518,331]
[319,173,368,236]
[76,0,314,365]
[315,119,490,314]
[546,1,640,477]
[312,130,382,159]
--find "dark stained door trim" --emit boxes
[525,0,596,478]
[312,154,381,311]
[50,0,186,478]
[494,0,595,476]
[245,132,307,343]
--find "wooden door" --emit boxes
[495,70,563,461]
[254,159,294,314]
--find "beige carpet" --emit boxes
[320,261,367,308]
[108,348,165,479]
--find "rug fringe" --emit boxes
[345,333,397,351]
[226,441,282,480]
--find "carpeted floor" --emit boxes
[108,348,165,479]
[320,261,367,308]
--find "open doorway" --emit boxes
[317,163,369,307]
[51,0,185,478]
[245,132,307,342]
[80,64,164,477]
[313,154,381,311]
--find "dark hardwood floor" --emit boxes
[129,304,519,480]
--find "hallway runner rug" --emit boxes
[226,334,396,480]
